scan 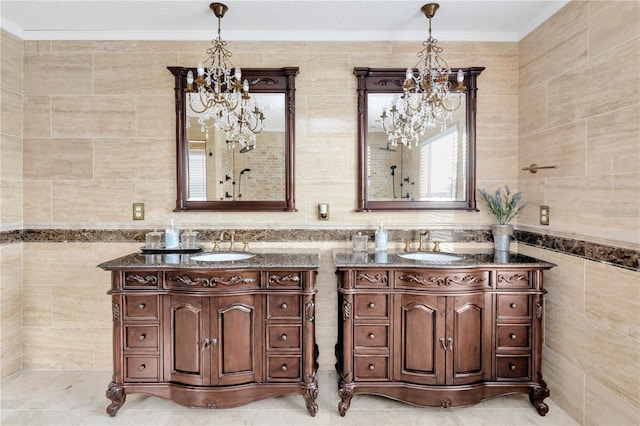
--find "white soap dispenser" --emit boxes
[165,219,179,249]
[375,221,388,252]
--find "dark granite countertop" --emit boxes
[333,249,556,269]
[98,249,321,270]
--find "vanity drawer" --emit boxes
[496,271,532,289]
[496,295,531,318]
[355,270,390,288]
[267,271,302,289]
[124,356,160,382]
[266,294,301,319]
[124,325,159,350]
[267,356,301,381]
[354,294,389,319]
[395,270,489,290]
[496,356,531,381]
[124,295,159,320]
[354,355,389,381]
[267,325,301,350]
[354,325,389,349]
[496,325,530,349]
[123,271,160,289]
[165,270,260,290]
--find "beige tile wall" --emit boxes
[0,29,23,380]
[518,1,640,424]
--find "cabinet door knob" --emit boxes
[138,364,146,371]
[139,333,146,341]
[368,302,376,309]
[509,364,517,371]
[280,303,288,309]
[368,364,375,370]
[138,303,146,310]
[510,303,517,309]
[368,333,375,340]
[509,333,517,340]
[280,334,287,341]
[281,364,288,371]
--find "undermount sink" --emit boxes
[191,252,255,262]
[399,252,462,262]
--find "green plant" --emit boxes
[478,186,526,225]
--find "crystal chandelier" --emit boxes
[185,2,264,149]
[380,3,466,147]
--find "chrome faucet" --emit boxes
[418,230,431,252]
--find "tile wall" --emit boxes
[516,1,639,424]
[0,1,639,424]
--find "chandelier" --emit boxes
[380,3,466,147]
[185,2,264,149]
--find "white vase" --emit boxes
[491,224,513,252]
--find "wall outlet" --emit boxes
[540,205,549,225]
[133,203,145,220]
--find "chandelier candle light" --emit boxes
[381,3,465,147]
[186,2,264,149]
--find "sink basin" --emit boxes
[191,252,255,262]
[399,252,462,262]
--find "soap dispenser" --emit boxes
[375,221,388,252]
[165,219,179,249]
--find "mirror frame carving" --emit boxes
[354,67,484,211]
[168,66,299,212]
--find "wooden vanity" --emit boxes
[99,251,319,417]
[333,250,555,416]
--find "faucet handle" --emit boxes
[403,240,413,252]
[433,241,441,252]
[213,240,220,252]
[242,239,250,252]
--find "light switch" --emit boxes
[133,203,145,220]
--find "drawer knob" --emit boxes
[368,333,375,340]
[280,303,288,309]
[368,302,376,309]
[510,303,517,309]
[368,364,375,370]
[138,303,146,310]
[509,333,517,340]
[138,364,146,371]
[280,334,287,341]
[509,364,516,371]
[139,333,146,341]
[281,364,288,372]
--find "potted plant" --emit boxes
[478,186,526,252]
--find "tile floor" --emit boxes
[1,370,578,425]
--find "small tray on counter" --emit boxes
[140,245,203,254]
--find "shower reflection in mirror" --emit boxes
[185,93,285,201]
[367,95,467,202]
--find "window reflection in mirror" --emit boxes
[367,94,467,202]
[186,93,285,202]
[355,67,484,211]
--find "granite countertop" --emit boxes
[333,249,556,269]
[98,249,321,270]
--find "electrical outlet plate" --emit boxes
[133,203,145,220]
[540,205,549,225]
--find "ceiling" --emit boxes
[1,0,570,42]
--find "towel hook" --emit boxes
[522,163,558,174]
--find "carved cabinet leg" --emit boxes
[529,380,550,416]
[338,385,354,417]
[303,384,319,417]
[105,382,126,417]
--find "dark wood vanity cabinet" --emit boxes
[103,264,318,417]
[335,263,551,416]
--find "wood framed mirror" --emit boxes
[354,67,484,211]
[168,66,299,211]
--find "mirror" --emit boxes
[168,67,299,211]
[354,67,484,211]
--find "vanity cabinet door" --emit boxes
[395,293,488,386]
[396,294,445,385]
[164,294,261,386]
